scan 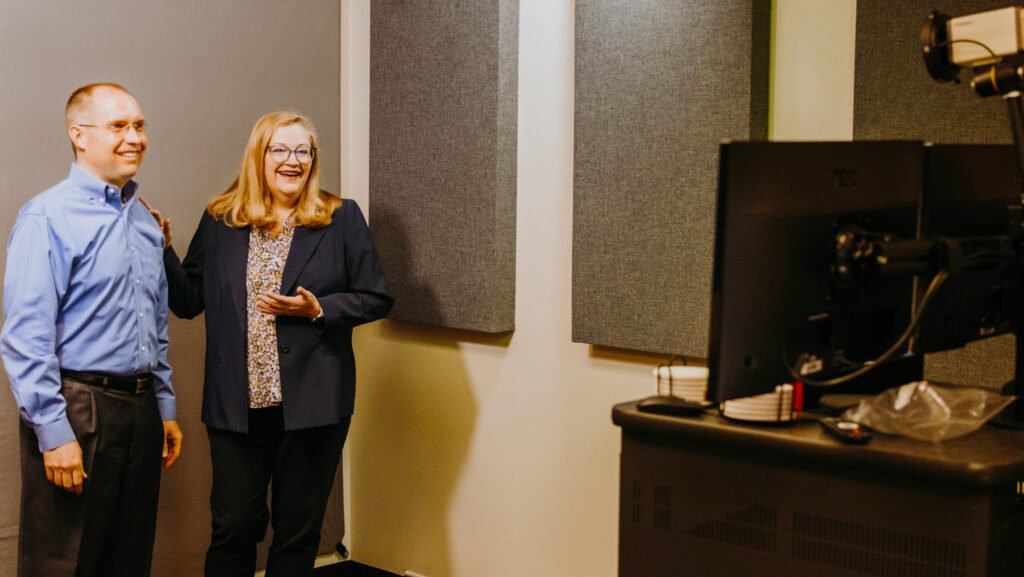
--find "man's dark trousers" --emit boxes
[19,376,163,577]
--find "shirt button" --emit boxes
[280,345,290,354]
[139,312,144,318]
[141,346,147,352]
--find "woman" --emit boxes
[153,111,392,577]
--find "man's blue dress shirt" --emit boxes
[1,164,175,452]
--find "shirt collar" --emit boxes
[68,163,138,203]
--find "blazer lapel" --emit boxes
[280,226,328,295]
[224,225,251,336]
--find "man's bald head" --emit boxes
[65,83,133,127]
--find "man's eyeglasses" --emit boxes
[77,120,147,136]
[266,145,315,165]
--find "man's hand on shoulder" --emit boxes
[162,420,183,469]
[43,440,87,494]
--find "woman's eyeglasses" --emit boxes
[266,145,315,164]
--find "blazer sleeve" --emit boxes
[164,211,209,319]
[318,199,394,331]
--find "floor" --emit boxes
[312,560,401,576]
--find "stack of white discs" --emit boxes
[653,365,709,402]
[720,383,795,423]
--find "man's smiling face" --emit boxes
[69,86,147,188]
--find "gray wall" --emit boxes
[572,0,771,356]
[854,0,1017,388]
[855,0,1015,144]
[370,0,519,334]
[0,1,341,574]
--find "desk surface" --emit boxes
[613,401,1024,488]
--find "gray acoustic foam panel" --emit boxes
[369,0,518,333]
[573,0,771,355]
[855,1,1016,389]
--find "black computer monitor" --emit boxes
[707,141,925,403]
[914,144,1023,355]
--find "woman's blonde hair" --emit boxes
[207,111,340,228]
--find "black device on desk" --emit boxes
[707,140,924,406]
[706,140,1024,421]
[636,395,710,417]
[914,144,1023,355]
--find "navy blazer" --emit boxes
[164,199,393,433]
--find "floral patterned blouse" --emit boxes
[245,222,295,408]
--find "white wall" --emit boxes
[340,1,857,576]
[771,0,857,140]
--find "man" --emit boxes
[0,83,183,577]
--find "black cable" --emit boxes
[786,270,950,387]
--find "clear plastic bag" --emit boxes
[842,381,1015,442]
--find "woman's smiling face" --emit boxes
[263,123,313,206]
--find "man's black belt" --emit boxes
[59,370,154,394]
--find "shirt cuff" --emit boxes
[35,419,77,453]
[156,397,177,422]
[311,297,326,328]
